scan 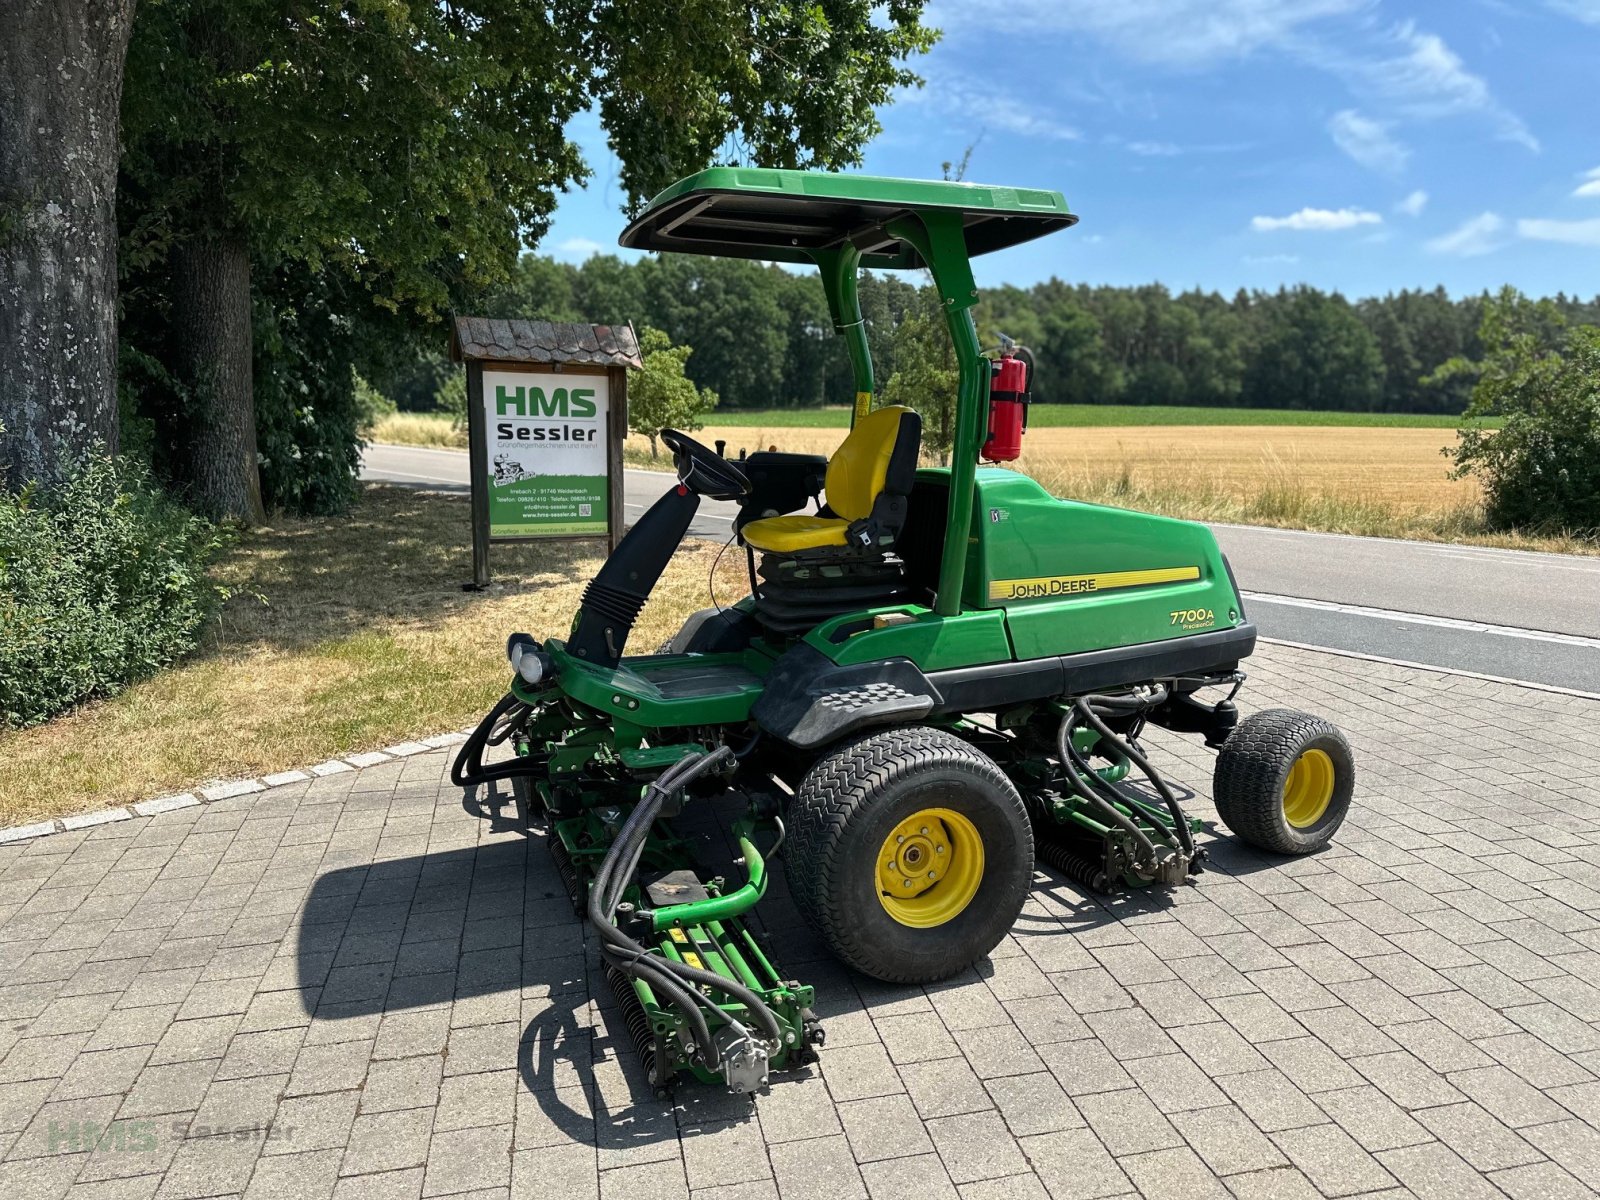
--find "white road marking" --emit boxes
[1212,519,1600,568]
[365,469,465,485]
[1259,638,1600,703]
[1244,592,1600,648]
[368,443,468,457]
[1426,549,1598,572]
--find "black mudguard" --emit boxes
[752,644,941,749]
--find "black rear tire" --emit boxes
[786,726,1033,984]
[1214,709,1354,855]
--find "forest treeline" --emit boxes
[372,254,1600,419]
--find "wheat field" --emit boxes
[377,414,1596,549]
[628,424,1477,514]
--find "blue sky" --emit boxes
[539,0,1600,300]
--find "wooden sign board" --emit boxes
[451,319,640,588]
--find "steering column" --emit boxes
[566,430,749,668]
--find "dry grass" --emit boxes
[0,485,741,826]
[370,411,466,448]
[373,407,1480,511]
[1015,426,1479,514]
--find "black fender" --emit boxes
[751,643,942,749]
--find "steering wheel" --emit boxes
[660,429,751,501]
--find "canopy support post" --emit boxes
[886,212,985,618]
[813,245,873,425]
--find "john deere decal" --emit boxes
[988,566,1200,602]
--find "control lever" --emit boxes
[715,439,727,456]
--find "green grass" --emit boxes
[702,405,1487,429]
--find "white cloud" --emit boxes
[1103,133,1254,157]
[930,0,1366,66]
[1251,207,1383,232]
[1328,110,1409,174]
[899,73,1082,142]
[1126,140,1184,157]
[1518,217,1600,248]
[1545,1,1600,24]
[1243,254,1300,264]
[1574,167,1600,199]
[1396,190,1428,216]
[554,237,604,260]
[1341,23,1538,151]
[931,4,1534,157]
[966,92,1084,141]
[1425,212,1506,256]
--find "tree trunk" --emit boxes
[0,0,137,492]
[172,235,265,522]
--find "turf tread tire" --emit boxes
[1214,708,1354,855]
[786,726,1033,984]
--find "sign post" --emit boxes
[451,319,641,588]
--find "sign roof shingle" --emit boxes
[450,318,642,369]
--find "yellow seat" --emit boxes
[740,513,851,552]
[741,406,919,554]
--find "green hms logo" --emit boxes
[495,385,597,418]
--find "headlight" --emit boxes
[506,634,552,688]
[513,644,544,686]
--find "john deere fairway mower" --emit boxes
[453,170,1356,1095]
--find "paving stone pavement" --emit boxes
[5,642,1600,1199]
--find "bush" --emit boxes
[629,327,719,458]
[354,370,396,430]
[0,449,229,728]
[1447,290,1600,536]
[434,370,468,429]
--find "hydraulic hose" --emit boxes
[588,754,723,1062]
[593,753,709,924]
[609,948,714,1058]
[1072,690,1195,857]
[1056,710,1160,864]
[452,692,546,788]
[649,950,784,1050]
[599,754,701,916]
[585,747,786,1057]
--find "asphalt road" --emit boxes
[362,443,1600,694]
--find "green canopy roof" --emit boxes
[618,168,1076,268]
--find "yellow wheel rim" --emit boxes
[876,807,984,929]
[1282,748,1336,828]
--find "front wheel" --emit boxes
[786,727,1033,984]
[1213,709,1355,855]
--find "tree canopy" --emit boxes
[121,0,934,314]
[114,0,936,517]
[383,251,1600,427]
[629,327,720,459]
[1446,288,1600,534]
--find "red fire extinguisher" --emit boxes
[983,334,1033,463]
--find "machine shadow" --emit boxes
[294,773,1197,1132]
[293,779,793,1141]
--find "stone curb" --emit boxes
[0,727,472,848]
